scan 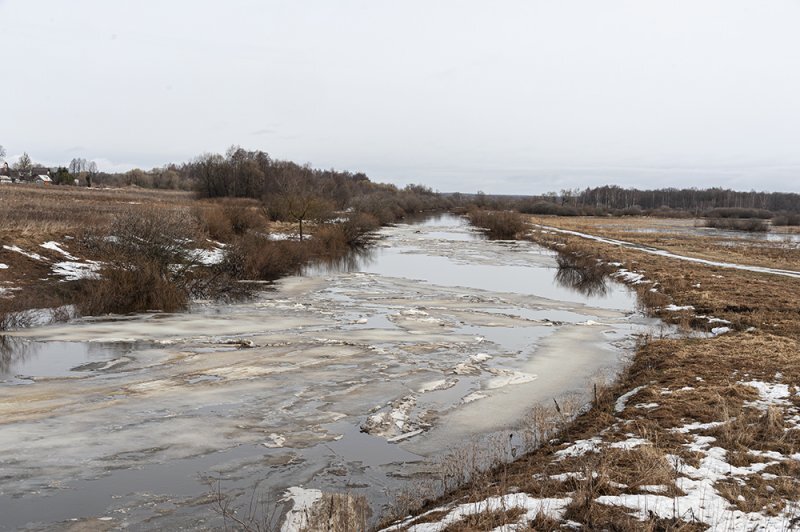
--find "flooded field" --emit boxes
[0,215,657,530]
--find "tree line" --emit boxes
[569,185,800,214]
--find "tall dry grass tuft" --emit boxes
[304,492,370,531]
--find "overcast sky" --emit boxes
[2,1,800,194]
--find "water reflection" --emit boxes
[0,335,29,374]
[0,339,130,379]
[305,246,377,276]
[554,252,611,297]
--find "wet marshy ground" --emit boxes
[0,215,658,530]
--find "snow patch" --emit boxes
[614,385,646,413]
[608,437,649,450]
[194,247,225,266]
[740,380,792,410]
[281,486,323,532]
[3,245,44,261]
[40,241,77,260]
[51,261,102,281]
[379,493,572,532]
[664,304,694,312]
[554,437,602,460]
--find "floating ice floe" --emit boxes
[417,379,456,393]
[263,433,286,448]
[462,391,487,404]
[361,395,421,439]
[486,369,537,389]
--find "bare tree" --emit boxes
[88,161,98,187]
[14,152,32,177]
[0,145,6,160]
[273,171,333,241]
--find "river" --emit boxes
[0,214,657,530]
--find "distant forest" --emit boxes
[8,146,800,215]
[571,185,800,214]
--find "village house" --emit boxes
[0,162,13,184]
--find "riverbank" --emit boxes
[0,185,384,326]
[0,213,655,530]
[385,215,800,530]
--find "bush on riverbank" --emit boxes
[772,213,800,226]
[466,208,527,239]
[703,217,768,232]
[76,207,206,314]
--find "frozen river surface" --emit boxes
[0,215,656,530]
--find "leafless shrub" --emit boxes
[466,208,527,239]
[220,234,308,281]
[703,218,768,232]
[77,207,205,314]
[222,201,267,235]
[771,213,800,226]
[194,203,234,241]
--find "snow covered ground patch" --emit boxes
[51,261,102,281]
[40,241,78,260]
[3,245,45,261]
[614,385,646,413]
[280,487,323,532]
[193,247,225,266]
[379,494,572,532]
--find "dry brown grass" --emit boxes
[440,507,525,531]
[530,214,800,272]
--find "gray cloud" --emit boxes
[1,0,798,193]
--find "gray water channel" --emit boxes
[0,214,657,530]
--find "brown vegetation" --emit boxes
[703,217,768,232]
[465,208,526,239]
